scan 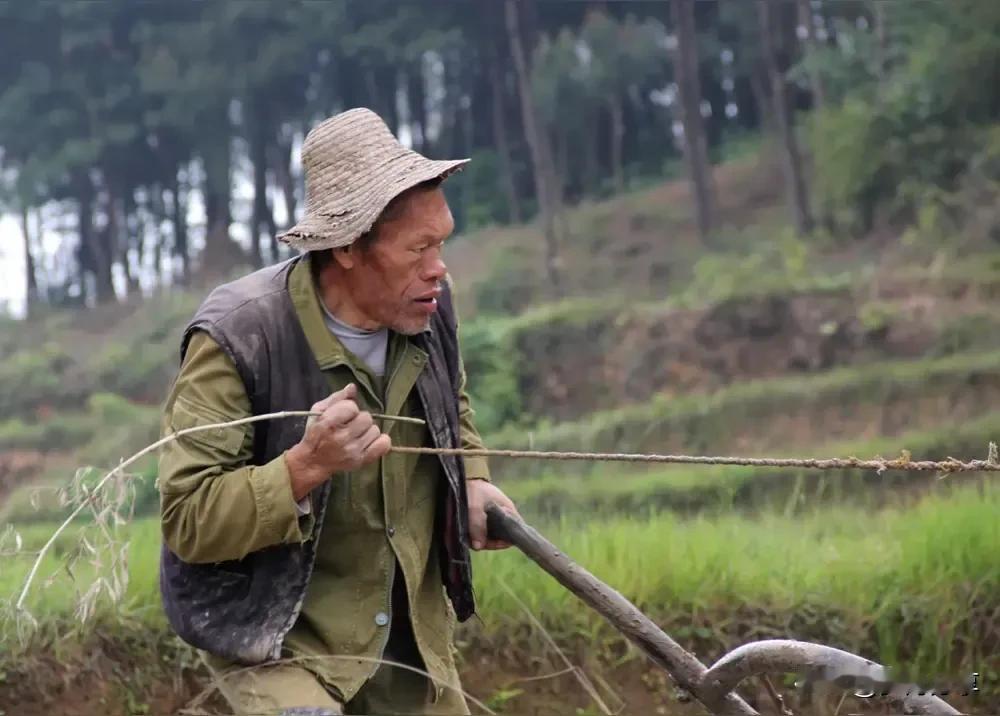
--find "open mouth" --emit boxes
[413,296,438,313]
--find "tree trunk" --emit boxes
[585,116,602,196]
[872,0,888,86]
[120,187,140,296]
[200,110,240,276]
[437,54,461,159]
[132,191,147,289]
[609,96,625,195]
[249,111,269,269]
[407,67,428,154]
[749,65,774,133]
[759,0,814,235]
[269,133,297,231]
[77,179,116,305]
[363,65,385,127]
[460,83,474,232]
[671,0,716,241]
[151,186,166,289]
[266,201,280,263]
[505,0,563,295]
[170,167,190,286]
[20,205,40,317]
[555,128,570,200]
[490,43,522,223]
[795,0,828,109]
[103,181,130,299]
[383,66,400,135]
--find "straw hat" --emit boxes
[277,108,469,252]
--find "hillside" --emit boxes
[2,148,998,715]
[2,148,998,516]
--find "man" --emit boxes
[158,107,519,715]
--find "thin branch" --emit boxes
[15,410,319,611]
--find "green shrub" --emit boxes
[0,342,88,416]
[932,313,1000,357]
[0,413,94,452]
[810,1,1000,233]
[471,248,541,317]
[460,319,523,435]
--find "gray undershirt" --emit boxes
[295,301,389,518]
[319,300,389,378]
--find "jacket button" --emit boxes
[387,526,396,537]
[412,354,422,364]
[374,612,389,627]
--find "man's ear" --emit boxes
[332,245,355,270]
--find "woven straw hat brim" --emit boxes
[278,152,469,252]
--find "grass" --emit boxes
[473,483,999,682]
[1,518,164,627]
[3,484,996,685]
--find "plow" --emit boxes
[484,503,962,716]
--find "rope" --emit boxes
[151,410,1000,475]
[389,445,1000,474]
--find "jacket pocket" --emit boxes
[169,395,248,457]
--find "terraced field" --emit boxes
[2,154,998,715]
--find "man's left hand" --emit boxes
[466,479,520,551]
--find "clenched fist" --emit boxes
[466,479,520,551]
[285,383,392,500]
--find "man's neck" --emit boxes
[315,263,382,331]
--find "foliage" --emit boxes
[0,342,85,416]
[470,248,542,317]
[460,319,523,436]
[931,313,1000,358]
[683,227,812,304]
[530,12,670,198]
[808,1,1000,232]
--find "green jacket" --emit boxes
[158,255,490,700]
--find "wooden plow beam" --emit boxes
[485,504,960,716]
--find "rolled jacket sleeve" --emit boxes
[159,331,314,564]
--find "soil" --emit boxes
[0,450,45,506]
[511,283,998,425]
[2,640,992,716]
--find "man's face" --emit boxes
[341,187,454,335]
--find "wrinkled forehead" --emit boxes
[382,188,454,243]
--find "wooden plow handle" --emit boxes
[485,503,960,716]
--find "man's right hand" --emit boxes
[285,383,392,501]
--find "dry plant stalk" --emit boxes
[12,410,322,617]
[498,580,624,715]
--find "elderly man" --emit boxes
[158,108,518,715]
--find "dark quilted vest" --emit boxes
[158,257,474,664]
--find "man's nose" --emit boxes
[421,252,447,282]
